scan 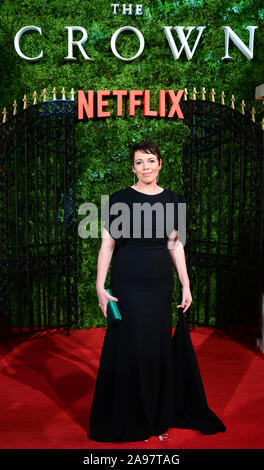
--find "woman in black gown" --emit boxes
[89,140,226,442]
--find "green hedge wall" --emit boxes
[0,0,263,329]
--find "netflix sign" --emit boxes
[77,89,185,120]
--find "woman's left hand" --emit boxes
[177,284,192,313]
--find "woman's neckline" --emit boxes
[128,186,167,196]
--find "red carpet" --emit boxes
[0,326,263,449]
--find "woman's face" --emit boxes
[132,150,162,184]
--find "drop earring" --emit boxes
[133,172,136,185]
[156,170,160,183]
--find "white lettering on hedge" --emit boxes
[64,26,92,61]
[163,26,206,61]
[14,26,43,61]
[13,25,258,62]
[221,26,258,60]
[111,26,145,61]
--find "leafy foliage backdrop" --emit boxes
[0,0,263,328]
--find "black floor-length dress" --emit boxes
[89,186,226,442]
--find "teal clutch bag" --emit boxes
[106,288,122,327]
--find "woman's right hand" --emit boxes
[97,287,119,318]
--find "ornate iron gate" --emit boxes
[181,97,264,337]
[0,99,78,336]
[0,90,263,338]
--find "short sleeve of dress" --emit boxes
[101,190,124,247]
[173,192,191,230]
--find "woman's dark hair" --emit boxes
[130,140,162,167]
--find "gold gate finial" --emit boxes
[211,88,216,102]
[61,87,66,100]
[241,100,245,115]
[23,94,28,110]
[13,100,18,115]
[2,107,8,123]
[251,107,256,122]
[221,91,225,105]
[262,117,264,130]
[70,88,75,101]
[52,87,57,100]
[201,87,206,100]
[192,87,197,100]
[43,88,47,102]
[230,94,235,109]
[33,90,38,105]
[183,88,188,101]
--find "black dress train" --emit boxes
[89,186,226,442]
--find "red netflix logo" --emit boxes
[78,89,184,119]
